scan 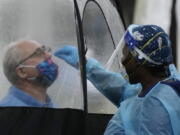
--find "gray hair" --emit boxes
[3,41,24,85]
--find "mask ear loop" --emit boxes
[18,64,36,68]
[16,64,38,80]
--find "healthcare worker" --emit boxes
[54,24,180,135]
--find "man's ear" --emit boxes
[15,67,28,79]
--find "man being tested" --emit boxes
[0,40,58,107]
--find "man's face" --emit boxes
[16,41,52,81]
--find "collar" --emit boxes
[138,76,172,97]
[9,86,54,108]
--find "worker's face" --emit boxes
[122,45,133,75]
[122,45,139,84]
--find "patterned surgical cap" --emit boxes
[124,24,173,67]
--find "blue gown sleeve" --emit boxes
[86,58,141,107]
[169,64,180,80]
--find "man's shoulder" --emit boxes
[0,92,28,107]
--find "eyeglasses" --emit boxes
[16,45,51,67]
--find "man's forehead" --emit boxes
[28,40,42,46]
[17,40,42,56]
[18,41,41,49]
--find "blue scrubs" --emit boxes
[104,81,180,135]
[86,58,180,135]
[0,86,55,108]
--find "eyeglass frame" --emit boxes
[16,45,52,67]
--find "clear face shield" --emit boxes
[105,33,129,80]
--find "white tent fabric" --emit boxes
[133,0,172,33]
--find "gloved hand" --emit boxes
[169,64,180,80]
[54,45,79,69]
[122,83,142,101]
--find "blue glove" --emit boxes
[169,64,180,80]
[122,83,142,101]
[54,45,79,69]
